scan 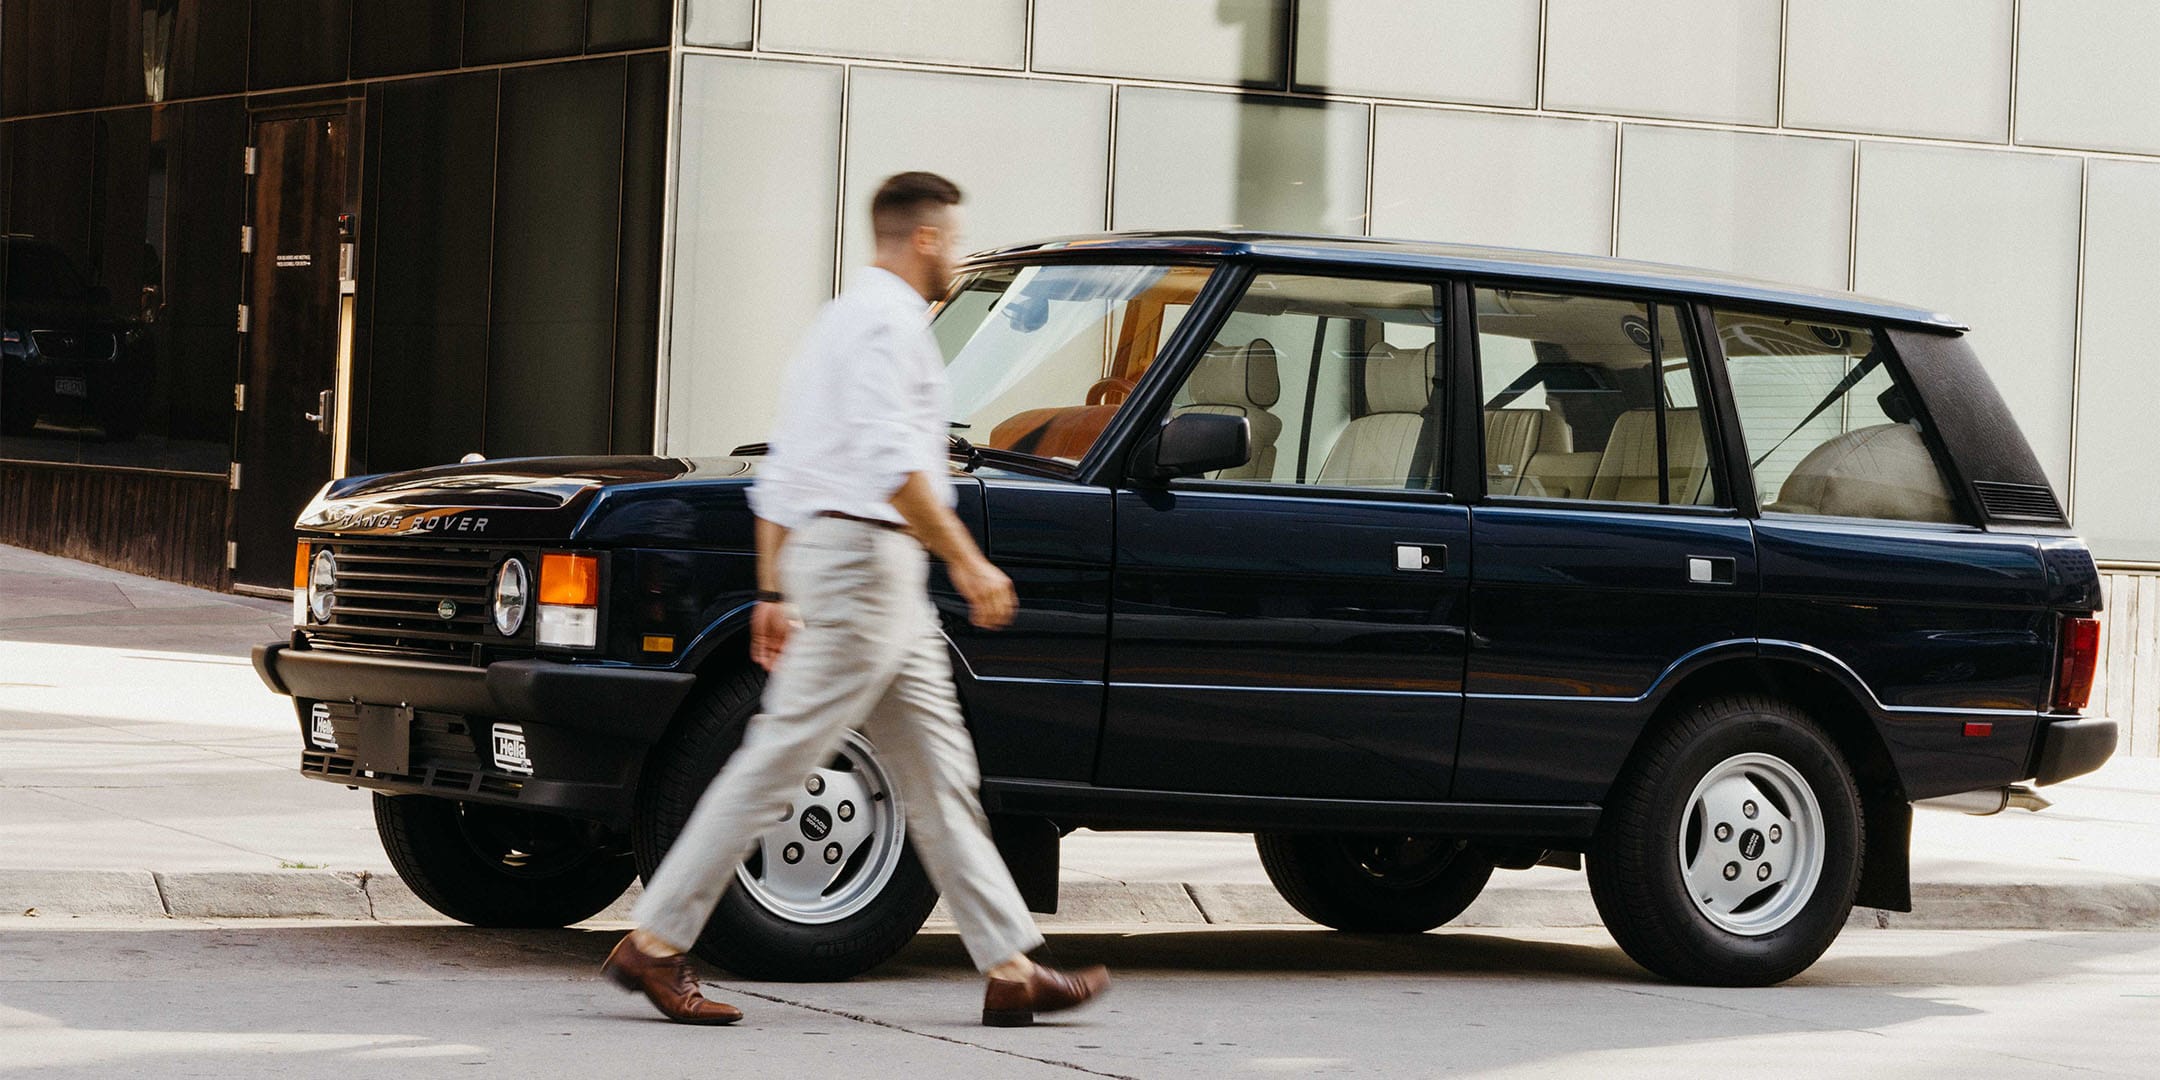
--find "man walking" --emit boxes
[602,172,1108,1028]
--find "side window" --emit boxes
[1474,288,1720,506]
[1166,272,1445,491]
[1716,311,1961,524]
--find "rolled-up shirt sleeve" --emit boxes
[843,320,934,503]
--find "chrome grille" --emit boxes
[310,542,524,661]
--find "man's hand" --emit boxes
[750,600,795,670]
[947,556,1016,630]
[889,471,1019,631]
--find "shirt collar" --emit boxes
[855,266,931,311]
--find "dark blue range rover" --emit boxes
[254,232,2115,987]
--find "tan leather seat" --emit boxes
[1588,408,1711,504]
[1173,339,1282,480]
[988,404,1119,461]
[1317,343,1436,488]
[1484,408,1544,495]
[1766,423,1956,522]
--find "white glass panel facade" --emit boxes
[683,0,754,49]
[2071,161,2160,561]
[1112,89,1368,235]
[2016,0,2160,155]
[1034,0,1288,86]
[666,57,844,454]
[1543,0,1780,125]
[759,0,1027,69]
[1371,108,1612,255]
[1618,126,1853,291]
[1852,143,2082,491]
[839,70,1109,286]
[1293,0,1539,107]
[1786,0,2013,143]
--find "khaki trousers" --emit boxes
[630,516,1045,971]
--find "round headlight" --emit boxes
[307,549,337,622]
[493,558,530,636]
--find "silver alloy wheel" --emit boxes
[735,730,905,926]
[1678,752,1826,936]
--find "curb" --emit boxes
[7,871,2160,931]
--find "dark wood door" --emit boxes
[234,113,346,588]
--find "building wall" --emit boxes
[661,0,2160,751]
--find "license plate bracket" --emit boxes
[354,704,413,775]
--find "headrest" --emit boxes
[1188,339,1281,408]
[1363,343,1436,414]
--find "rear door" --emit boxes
[1457,289,1756,803]
[1098,270,1470,799]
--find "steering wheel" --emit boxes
[1086,377,1138,407]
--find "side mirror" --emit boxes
[1133,412,1250,483]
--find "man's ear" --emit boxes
[913,222,942,257]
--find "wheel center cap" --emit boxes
[1739,828,1765,860]
[799,805,832,841]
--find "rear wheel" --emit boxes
[632,663,939,981]
[1255,832,1495,932]
[1587,694,1863,986]
[372,794,636,927]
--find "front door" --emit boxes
[233,111,348,588]
[1099,270,1470,799]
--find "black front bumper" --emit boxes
[2033,715,2118,786]
[253,642,698,823]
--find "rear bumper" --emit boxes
[2033,716,2118,786]
[253,641,698,823]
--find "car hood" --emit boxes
[295,454,985,546]
[296,455,756,541]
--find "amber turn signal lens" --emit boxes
[292,542,311,589]
[539,553,599,607]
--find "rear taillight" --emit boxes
[2053,615,2100,711]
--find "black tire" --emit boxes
[1255,832,1496,933]
[632,662,940,982]
[1587,694,1863,986]
[372,794,636,928]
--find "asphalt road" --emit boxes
[3,920,2155,1078]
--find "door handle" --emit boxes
[1394,543,1447,573]
[305,388,333,433]
[1687,556,1736,585]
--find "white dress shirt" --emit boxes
[747,267,954,530]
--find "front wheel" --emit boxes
[632,664,939,981]
[1255,832,1495,933]
[371,794,636,927]
[1587,694,1863,986]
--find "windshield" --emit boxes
[2,239,96,309]
[932,262,1216,464]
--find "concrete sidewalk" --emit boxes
[4,542,2158,930]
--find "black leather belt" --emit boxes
[817,510,908,532]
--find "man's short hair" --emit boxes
[871,171,963,241]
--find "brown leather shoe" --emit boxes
[602,934,743,1025]
[982,963,1109,1027]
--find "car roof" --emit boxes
[970,230,1965,332]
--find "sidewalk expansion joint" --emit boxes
[1182,881,1218,925]
[149,871,173,917]
[721,985,1141,1080]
